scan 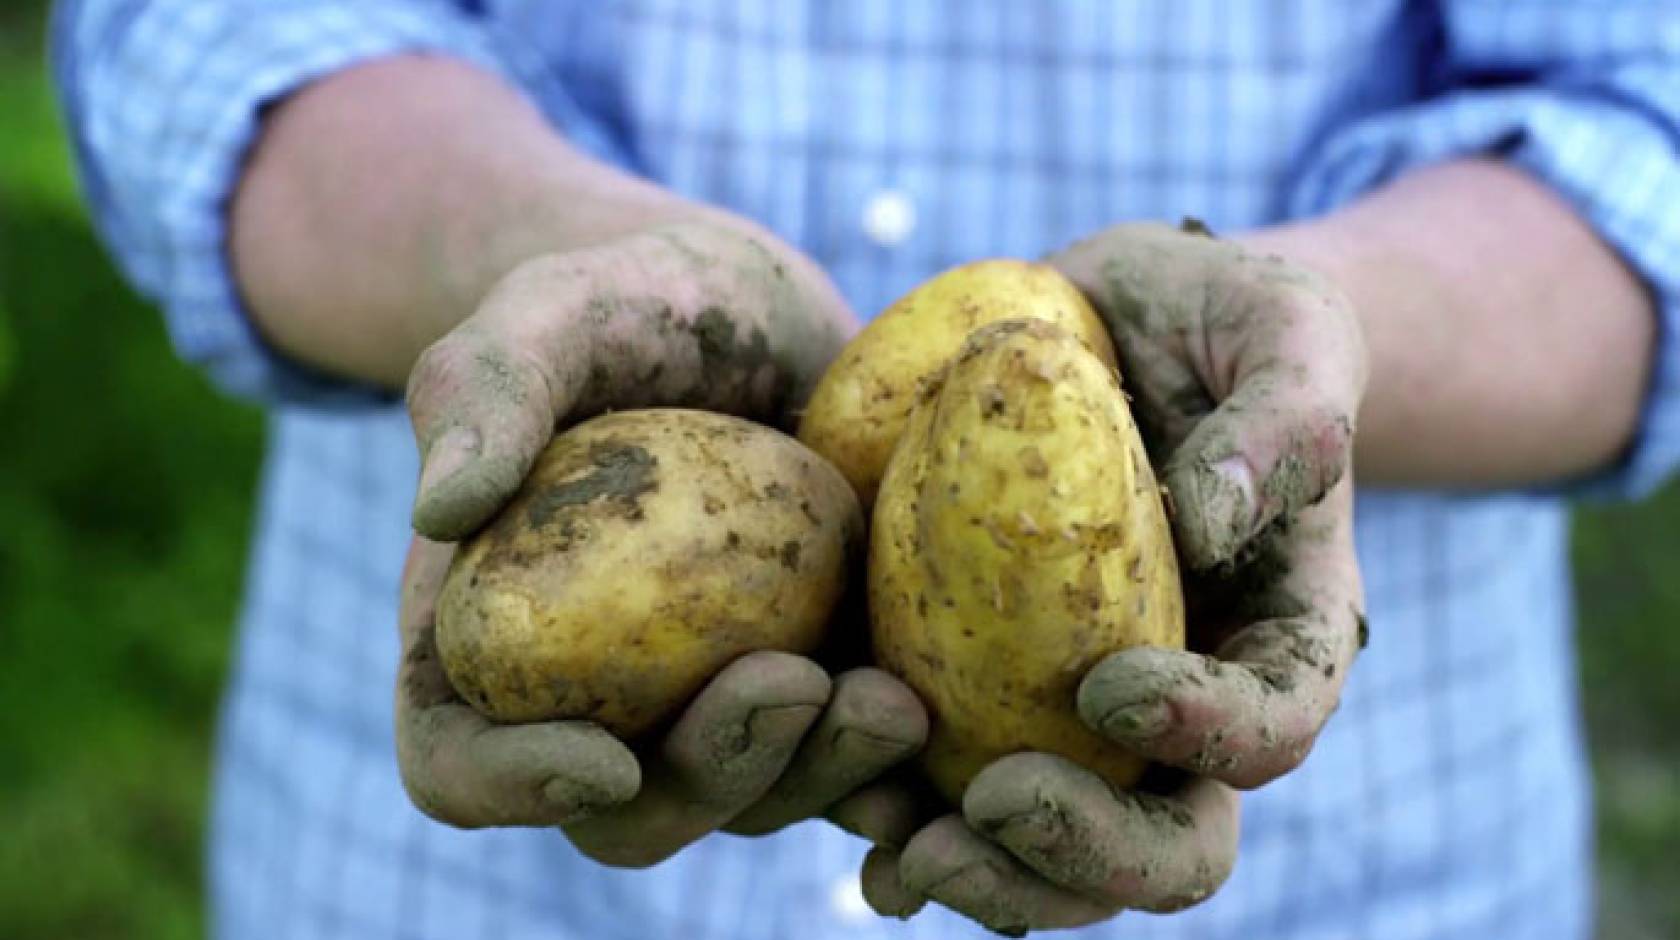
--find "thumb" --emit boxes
[1162,372,1354,570]
[407,313,594,541]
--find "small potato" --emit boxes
[799,259,1117,508]
[871,320,1184,803]
[437,409,863,738]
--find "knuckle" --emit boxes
[1298,397,1354,483]
[1262,392,1353,509]
[399,773,474,829]
[1232,728,1313,790]
[645,221,766,289]
[408,330,550,431]
[405,334,474,413]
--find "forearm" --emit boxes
[1241,159,1656,487]
[230,55,841,390]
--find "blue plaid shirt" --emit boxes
[52,2,1680,938]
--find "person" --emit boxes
[50,1,1680,937]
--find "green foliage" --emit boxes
[0,1,1675,937]
[1574,495,1680,937]
[0,295,14,397]
[0,11,263,938]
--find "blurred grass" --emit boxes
[0,5,263,939]
[1575,492,1680,939]
[1,3,1677,939]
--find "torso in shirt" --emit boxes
[213,4,1592,938]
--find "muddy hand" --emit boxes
[397,536,640,827]
[405,220,851,541]
[844,758,1239,935]
[852,221,1368,934]
[860,487,1361,933]
[396,221,930,862]
[397,536,927,859]
[1051,220,1367,789]
[563,662,925,865]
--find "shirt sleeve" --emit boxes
[1285,1,1680,500]
[49,0,529,406]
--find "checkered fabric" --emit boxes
[51,2,1680,938]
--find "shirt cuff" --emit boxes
[1286,83,1680,500]
[57,1,528,407]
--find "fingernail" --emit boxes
[1101,698,1170,744]
[1184,456,1255,567]
[1210,456,1255,507]
[418,425,482,499]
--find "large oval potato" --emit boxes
[799,259,1117,508]
[871,319,1184,803]
[437,408,863,738]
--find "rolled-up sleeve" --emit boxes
[50,0,521,404]
[1287,1,1680,499]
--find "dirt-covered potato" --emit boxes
[870,320,1185,803]
[798,259,1117,508]
[436,409,863,738]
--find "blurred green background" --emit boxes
[1,3,1677,938]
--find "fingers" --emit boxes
[396,692,644,828]
[1078,645,1315,788]
[1161,372,1354,570]
[727,668,928,835]
[394,538,640,827]
[898,815,1118,936]
[825,779,926,849]
[406,259,598,541]
[1049,220,1366,571]
[1157,251,1364,569]
[964,754,1239,913]
[1079,485,1365,788]
[833,776,940,920]
[860,846,926,919]
[406,224,856,541]
[562,651,829,867]
[868,756,1240,932]
[660,651,832,808]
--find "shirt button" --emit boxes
[828,872,874,924]
[862,188,917,247]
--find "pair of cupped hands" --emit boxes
[396,219,1367,936]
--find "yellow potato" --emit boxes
[437,408,862,737]
[799,259,1116,508]
[870,319,1184,803]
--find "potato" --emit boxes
[798,259,1117,508]
[436,408,863,738]
[870,319,1184,803]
